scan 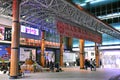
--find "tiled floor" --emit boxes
[1,67,120,80]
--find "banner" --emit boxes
[57,21,102,44]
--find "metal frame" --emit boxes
[0,0,120,39]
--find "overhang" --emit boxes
[0,0,120,41]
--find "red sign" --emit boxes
[57,21,102,44]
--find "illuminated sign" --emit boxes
[21,25,39,35]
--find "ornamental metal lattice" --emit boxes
[0,0,120,40]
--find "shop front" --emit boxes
[36,48,55,67]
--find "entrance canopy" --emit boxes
[0,0,120,43]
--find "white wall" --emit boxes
[85,51,95,60]
[63,52,76,62]
[0,16,12,27]
[102,50,120,69]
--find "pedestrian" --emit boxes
[8,59,11,75]
[90,58,94,71]
[93,59,96,71]
[99,60,103,68]
[84,59,89,70]
[49,61,54,72]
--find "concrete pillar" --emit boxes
[40,30,45,67]
[95,43,99,67]
[10,0,21,78]
[79,39,85,69]
[60,35,64,66]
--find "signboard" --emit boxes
[57,21,102,44]
[21,25,39,35]
[20,25,40,40]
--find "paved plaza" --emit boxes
[0,67,120,80]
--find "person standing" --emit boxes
[93,59,96,71]
[49,55,55,72]
[90,58,93,71]
[49,60,54,72]
[84,59,89,70]
[99,59,103,68]
[8,59,10,75]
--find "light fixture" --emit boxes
[98,12,120,20]
[77,0,105,6]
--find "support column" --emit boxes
[66,37,72,51]
[95,43,99,67]
[79,39,85,69]
[10,0,21,78]
[40,30,45,67]
[60,35,64,66]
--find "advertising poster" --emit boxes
[0,26,5,40]
[4,28,11,41]
[0,45,11,62]
[20,48,36,61]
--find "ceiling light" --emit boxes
[98,12,120,20]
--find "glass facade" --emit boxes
[72,0,120,47]
[45,29,60,43]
